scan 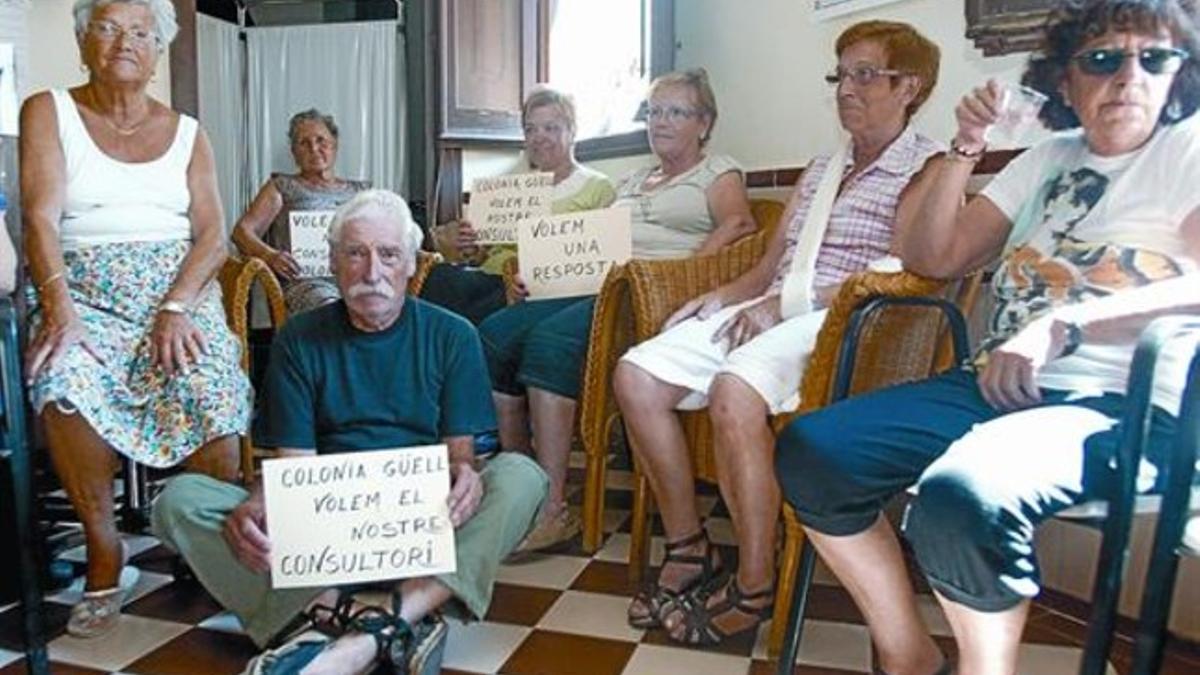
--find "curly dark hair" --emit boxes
[1023,0,1200,130]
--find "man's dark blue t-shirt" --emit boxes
[253,298,497,454]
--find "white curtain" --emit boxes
[196,14,245,228]
[247,21,405,198]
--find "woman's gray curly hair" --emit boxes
[288,109,340,145]
[73,0,179,49]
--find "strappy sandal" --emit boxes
[342,590,447,675]
[627,528,724,629]
[667,577,774,646]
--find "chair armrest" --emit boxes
[1110,317,1200,521]
[625,229,771,341]
[795,270,948,416]
[408,251,442,297]
[218,255,286,373]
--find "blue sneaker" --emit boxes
[241,630,334,675]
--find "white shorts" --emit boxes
[620,298,828,415]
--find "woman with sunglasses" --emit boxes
[775,1,1200,673]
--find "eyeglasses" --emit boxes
[336,244,408,268]
[88,20,158,48]
[646,105,700,122]
[824,65,909,86]
[523,121,566,137]
[1072,47,1190,77]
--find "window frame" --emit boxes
[437,0,674,159]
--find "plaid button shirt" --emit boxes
[768,126,943,296]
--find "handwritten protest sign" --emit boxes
[262,445,457,589]
[289,210,336,278]
[466,172,554,244]
[518,206,632,300]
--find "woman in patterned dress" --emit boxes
[232,109,371,315]
[21,0,251,638]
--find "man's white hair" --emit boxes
[328,189,424,262]
[73,0,179,49]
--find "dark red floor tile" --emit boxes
[484,584,561,626]
[123,581,224,625]
[501,629,634,675]
[570,560,641,598]
[122,627,258,675]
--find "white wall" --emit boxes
[26,0,170,103]
[675,0,1033,171]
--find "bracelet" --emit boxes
[158,299,190,315]
[36,270,66,295]
[948,137,987,162]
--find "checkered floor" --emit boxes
[1,452,1198,675]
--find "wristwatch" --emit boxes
[1060,321,1083,357]
[159,299,190,315]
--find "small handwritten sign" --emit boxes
[466,172,554,245]
[289,210,335,278]
[518,206,632,300]
[262,445,457,589]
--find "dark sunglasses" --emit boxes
[1072,47,1190,76]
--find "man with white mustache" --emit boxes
[152,190,549,675]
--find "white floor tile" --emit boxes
[197,611,246,634]
[48,613,191,671]
[622,643,751,675]
[496,554,590,590]
[537,591,644,642]
[0,648,21,668]
[1016,643,1118,675]
[595,533,665,567]
[441,617,531,673]
[751,618,872,671]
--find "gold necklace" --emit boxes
[87,87,150,137]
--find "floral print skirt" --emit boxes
[28,240,252,468]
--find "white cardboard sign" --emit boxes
[289,210,335,278]
[517,206,632,300]
[466,172,554,244]
[262,445,457,589]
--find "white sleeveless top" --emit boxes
[51,88,196,251]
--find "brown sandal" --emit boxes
[668,577,773,646]
[627,529,724,629]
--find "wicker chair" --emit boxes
[216,255,287,482]
[607,259,970,654]
[577,198,787,553]
[768,270,974,657]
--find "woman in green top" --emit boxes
[421,87,617,323]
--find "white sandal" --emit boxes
[67,586,125,638]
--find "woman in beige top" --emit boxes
[481,69,757,554]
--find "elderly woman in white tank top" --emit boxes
[21,0,250,638]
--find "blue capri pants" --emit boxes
[774,367,1179,612]
[478,296,597,399]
